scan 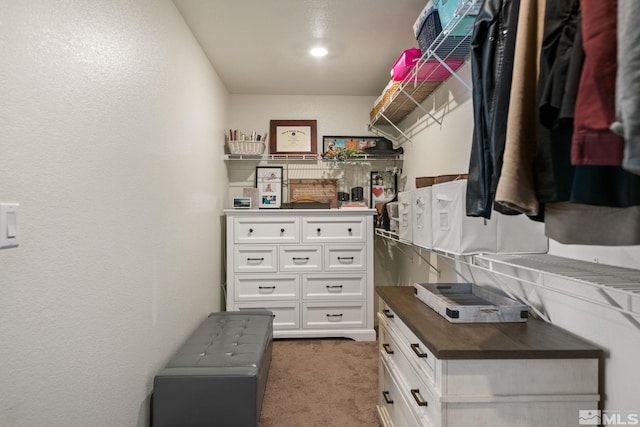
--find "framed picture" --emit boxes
[322,136,378,158]
[269,120,317,155]
[370,171,397,208]
[255,166,283,209]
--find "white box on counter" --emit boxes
[414,282,529,323]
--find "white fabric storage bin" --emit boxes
[412,186,433,249]
[494,211,548,253]
[386,202,399,219]
[397,191,413,242]
[431,179,497,254]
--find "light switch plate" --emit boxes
[0,203,19,249]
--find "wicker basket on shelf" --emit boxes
[226,141,266,156]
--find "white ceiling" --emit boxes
[172,0,427,96]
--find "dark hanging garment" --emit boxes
[571,0,624,166]
[466,0,521,218]
[535,0,640,208]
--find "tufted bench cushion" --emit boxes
[152,311,273,427]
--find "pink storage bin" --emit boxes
[391,48,422,81]
[391,48,465,82]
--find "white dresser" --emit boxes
[376,286,602,427]
[224,209,376,341]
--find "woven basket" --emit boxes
[226,141,266,156]
[370,81,401,122]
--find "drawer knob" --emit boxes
[317,227,321,233]
[410,389,428,407]
[382,343,394,355]
[410,343,429,358]
[383,309,394,318]
[382,390,394,404]
[280,228,285,233]
[348,228,352,234]
[249,228,253,233]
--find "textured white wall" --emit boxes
[0,1,228,426]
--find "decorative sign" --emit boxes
[289,179,338,208]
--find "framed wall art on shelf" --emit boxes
[370,170,397,208]
[269,120,317,155]
[322,136,377,159]
[255,166,283,209]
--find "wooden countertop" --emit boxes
[377,286,602,360]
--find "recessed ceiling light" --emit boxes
[310,47,328,57]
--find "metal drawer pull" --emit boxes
[347,227,352,233]
[249,228,253,233]
[317,228,321,233]
[410,343,428,358]
[382,391,394,404]
[258,286,276,290]
[247,257,264,261]
[292,257,310,261]
[326,313,343,318]
[410,389,428,407]
[383,309,394,318]
[326,285,343,289]
[382,343,394,354]
[280,228,285,233]
[337,256,354,261]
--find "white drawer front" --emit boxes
[302,273,366,300]
[234,246,277,273]
[324,245,366,271]
[234,217,299,244]
[302,216,366,243]
[303,301,366,329]
[237,302,299,330]
[279,246,322,272]
[379,358,420,427]
[234,274,299,301]
[379,305,436,386]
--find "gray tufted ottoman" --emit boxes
[152,311,273,427]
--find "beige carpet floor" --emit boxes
[259,338,379,427]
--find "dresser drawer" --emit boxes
[379,304,437,386]
[234,246,277,273]
[302,273,366,300]
[302,216,366,243]
[279,245,322,272]
[324,245,366,271]
[234,217,299,244]
[234,274,299,301]
[378,358,420,427]
[302,301,366,329]
[237,302,299,330]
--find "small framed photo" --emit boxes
[255,166,283,209]
[370,171,397,208]
[269,120,317,155]
[233,197,251,209]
